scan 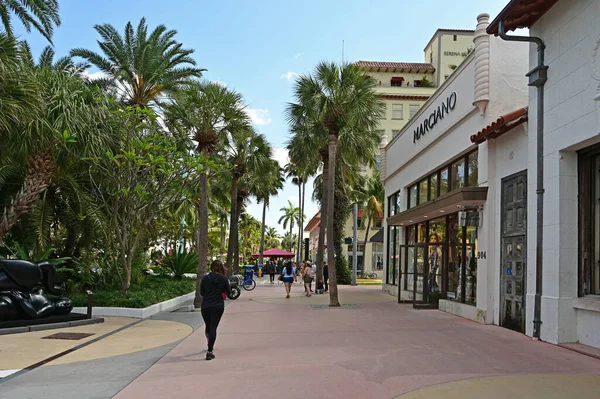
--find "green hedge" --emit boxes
[69,276,195,308]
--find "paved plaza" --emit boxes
[1,282,600,398]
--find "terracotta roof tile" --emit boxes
[355,61,435,71]
[471,107,528,144]
[488,0,559,35]
[381,95,430,101]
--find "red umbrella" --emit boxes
[251,248,296,259]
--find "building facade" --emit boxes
[486,0,600,349]
[382,14,532,327]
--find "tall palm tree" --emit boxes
[278,200,301,253]
[358,172,384,266]
[286,62,383,306]
[71,18,204,107]
[0,0,60,43]
[256,160,284,266]
[165,81,248,308]
[222,128,271,274]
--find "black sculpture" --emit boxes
[0,260,73,321]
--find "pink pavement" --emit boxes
[115,285,600,399]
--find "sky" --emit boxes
[19,0,511,236]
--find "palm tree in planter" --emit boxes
[221,127,272,274]
[286,62,383,306]
[0,0,61,43]
[255,160,284,267]
[278,200,301,253]
[71,18,204,107]
[165,81,248,308]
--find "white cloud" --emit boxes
[245,108,272,126]
[293,52,304,59]
[82,70,106,81]
[280,71,300,81]
[272,147,289,168]
[212,80,227,87]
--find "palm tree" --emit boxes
[19,42,89,78]
[358,173,384,266]
[165,81,248,308]
[286,62,383,306]
[256,160,284,266]
[71,18,204,107]
[265,227,281,249]
[0,0,60,43]
[222,128,271,274]
[0,67,113,243]
[278,200,301,252]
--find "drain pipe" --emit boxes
[498,20,547,339]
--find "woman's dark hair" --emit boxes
[211,260,225,274]
[285,261,292,275]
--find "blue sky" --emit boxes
[20,0,510,236]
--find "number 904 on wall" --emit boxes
[477,251,487,259]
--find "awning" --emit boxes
[487,0,559,35]
[387,187,488,226]
[470,107,528,144]
[369,228,384,242]
[391,76,405,82]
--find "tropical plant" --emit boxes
[255,160,284,265]
[222,128,271,273]
[357,172,384,267]
[162,251,199,279]
[420,76,434,87]
[71,18,204,107]
[0,67,113,245]
[278,200,301,253]
[286,62,383,306]
[19,42,89,78]
[0,0,60,43]
[166,81,248,307]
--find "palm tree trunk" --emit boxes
[289,222,293,253]
[259,199,267,266]
[220,216,226,260]
[234,201,243,271]
[297,181,302,265]
[300,180,306,261]
[225,177,239,275]
[363,217,372,272]
[0,152,57,244]
[327,134,340,306]
[194,153,210,308]
[315,150,328,288]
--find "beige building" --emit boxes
[305,29,475,276]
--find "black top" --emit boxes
[200,272,231,309]
[323,265,329,277]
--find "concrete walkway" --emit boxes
[114,285,600,399]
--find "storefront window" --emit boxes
[396,193,401,214]
[466,226,478,305]
[387,226,400,285]
[451,158,465,190]
[468,151,478,187]
[440,168,449,196]
[419,179,428,204]
[409,185,418,208]
[447,214,460,300]
[430,173,439,200]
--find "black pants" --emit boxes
[269,272,275,282]
[201,306,224,352]
[324,276,329,291]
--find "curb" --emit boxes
[0,317,105,336]
[72,292,195,319]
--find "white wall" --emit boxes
[526,0,600,347]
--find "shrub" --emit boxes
[161,251,198,278]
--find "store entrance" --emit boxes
[398,242,445,309]
[500,171,527,333]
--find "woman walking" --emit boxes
[281,261,295,298]
[303,262,314,297]
[200,260,231,360]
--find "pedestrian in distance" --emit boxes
[281,261,295,298]
[200,260,231,361]
[310,261,316,292]
[267,261,276,284]
[323,262,329,292]
[303,262,315,297]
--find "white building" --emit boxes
[382,14,531,328]
[486,0,600,350]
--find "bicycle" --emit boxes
[234,273,256,291]
[358,271,378,279]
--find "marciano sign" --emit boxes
[413,92,457,144]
